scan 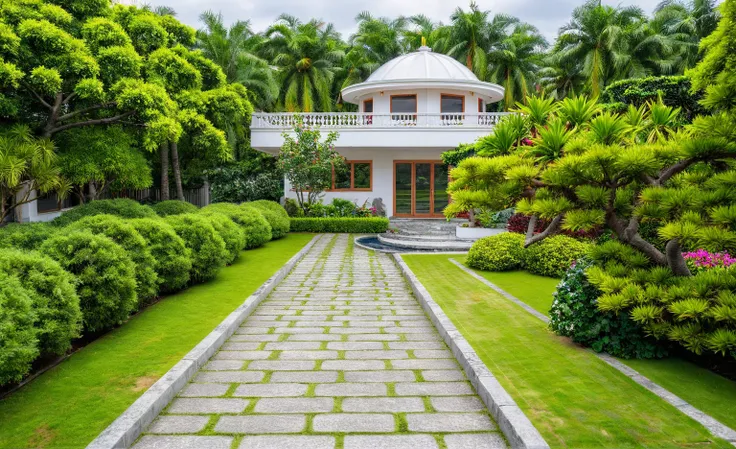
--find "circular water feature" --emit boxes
[355,236,468,253]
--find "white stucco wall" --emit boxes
[13,186,70,223]
[360,88,483,114]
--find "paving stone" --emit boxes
[264,342,322,350]
[238,435,335,449]
[444,433,507,449]
[422,370,467,381]
[221,342,261,351]
[329,327,382,334]
[392,359,458,370]
[342,397,425,412]
[133,436,233,449]
[321,360,386,371]
[312,414,394,433]
[202,360,244,371]
[404,333,442,341]
[326,342,384,350]
[406,413,495,432]
[273,327,328,334]
[343,370,415,383]
[315,383,387,396]
[414,349,454,359]
[287,333,342,341]
[168,398,249,414]
[179,383,230,397]
[279,350,339,360]
[254,397,334,413]
[388,341,446,350]
[195,371,264,383]
[248,361,316,371]
[235,327,273,335]
[233,383,308,397]
[270,371,339,383]
[214,414,306,433]
[344,350,408,359]
[344,435,439,449]
[213,351,272,360]
[230,334,280,342]
[148,415,209,434]
[395,382,474,396]
[431,396,486,412]
[347,334,400,341]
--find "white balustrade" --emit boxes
[252,112,511,129]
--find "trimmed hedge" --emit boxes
[466,233,525,271]
[152,200,199,217]
[0,222,56,251]
[601,75,705,121]
[0,249,81,356]
[41,231,138,333]
[164,214,229,282]
[199,211,246,263]
[248,200,290,239]
[523,235,591,277]
[289,217,390,233]
[201,203,272,248]
[0,272,39,385]
[51,199,156,227]
[130,218,192,293]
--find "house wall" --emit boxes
[284,147,446,217]
[360,88,481,114]
[13,186,71,223]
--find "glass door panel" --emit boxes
[433,164,449,214]
[415,163,432,215]
[395,163,412,215]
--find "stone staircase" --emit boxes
[376,219,472,252]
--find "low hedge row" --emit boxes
[289,217,390,233]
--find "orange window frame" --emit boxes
[478,98,484,112]
[390,94,417,114]
[330,160,373,191]
[363,99,373,113]
[441,94,465,113]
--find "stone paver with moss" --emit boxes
[133,235,507,449]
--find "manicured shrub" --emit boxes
[284,198,303,217]
[523,235,591,278]
[0,272,38,386]
[152,200,199,217]
[40,232,138,333]
[129,218,192,293]
[550,259,667,359]
[601,75,704,121]
[67,215,159,303]
[248,200,289,239]
[466,233,525,271]
[164,214,228,282]
[199,212,246,263]
[289,217,390,233]
[0,222,56,251]
[202,203,271,248]
[0,249,81,356]
[52,199,156,227]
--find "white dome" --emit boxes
[341,46,504,104]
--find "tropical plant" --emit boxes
[350,12,407,65]
[558,94,601,127]
[645,96,682,142]
[514,95,557,132]
[655,0,720,70]
[588,111,630,145]
[529,118,575,163]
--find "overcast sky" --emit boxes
[126,0,664,42]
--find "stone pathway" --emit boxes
[132,235,507,449]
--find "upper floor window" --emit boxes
[390,95,417,115]
[441,94,464,114]
[478,98,485,112]
[363,99,373,113]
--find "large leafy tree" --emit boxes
[349,12,407,65]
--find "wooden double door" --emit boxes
[394,161,449,217]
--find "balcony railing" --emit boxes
[252,112,511,129]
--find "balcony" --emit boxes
[251,112,510,153]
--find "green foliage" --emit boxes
[558,94,601,127]
[201,202,272,249]
[248,200,290,239]
[467,233,525,271]
[0,272,38,386]
[289,217,390,233]
[602,76,704,121]
[52,199,156,227]
[514,95,557,129]
[206,160,282,204]
[66,215,159,303]
[529,118,575,162]
[198,211,246,263]
[0,249,81,356]
[284,198,302,218]
[0,222,56,250]
[152,200,199,217]
[523,235,591,277]
[164,213,228,282]
[129,218,192,293]
[441,143,476,167]
[40,231,137,333]
[549,258,667,358]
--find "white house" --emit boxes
[251,45,506,218]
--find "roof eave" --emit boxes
[341,79,505,105]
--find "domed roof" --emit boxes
[341,46,504,104]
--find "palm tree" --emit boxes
[538,54,586,100]
[486,23,548,110]
[350,12,407,64]
[554,0,645,97]
[618,14,683,78]
[404,15,451,52]
[654,0,720,69]
[261,15,344,112]
[196,11,278,111]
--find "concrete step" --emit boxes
[377,234,473,251]
[384,234,458,242]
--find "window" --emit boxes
[441,94,464,114]
[390,95,417,115]
[363,99,373,113]
[36,192,78,214]
[478,98,485,112]
[332,161,372,190]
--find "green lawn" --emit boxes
[0,233,313,449]
[403,254,732,448]
[470,269,561,316]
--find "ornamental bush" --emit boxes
[199,212,246,263]
[0,272,38,386]
[152,200,199,217]
[601,75,704,121]
[549,258,666,359]
[0,249,81,356]
[67,215,159,303]
[523,235,591,278]
[129,218,192,293]
[289,217,390,233]
[52,199,157,227]
[40,232,138,333]
[201,203,272,248]
[248,200,289,239]
[0,222,56,251]
[466,233,525,271]
[164,214,228,282]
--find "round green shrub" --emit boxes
[248,200,289,239]
[0,222,56,251]
[523,235,591,278]
[466,232,525,271]
[40,231,138,333]
[67,215,159,303]
[164,214,228,282]
[129,218,192,293]
[202,203,272,249]
[199,211,246,264]
[152,200,199,217]
[0,272,39,386]
[52,199,156,227]
[0,249,81,355]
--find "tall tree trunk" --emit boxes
[88,181,97,201]
[666,239,692,276]
[160,142,170,201]
[170,141,185,201]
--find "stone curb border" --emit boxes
[448,258,736,445]
[392,253,550,449]
[86,235,323,449]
